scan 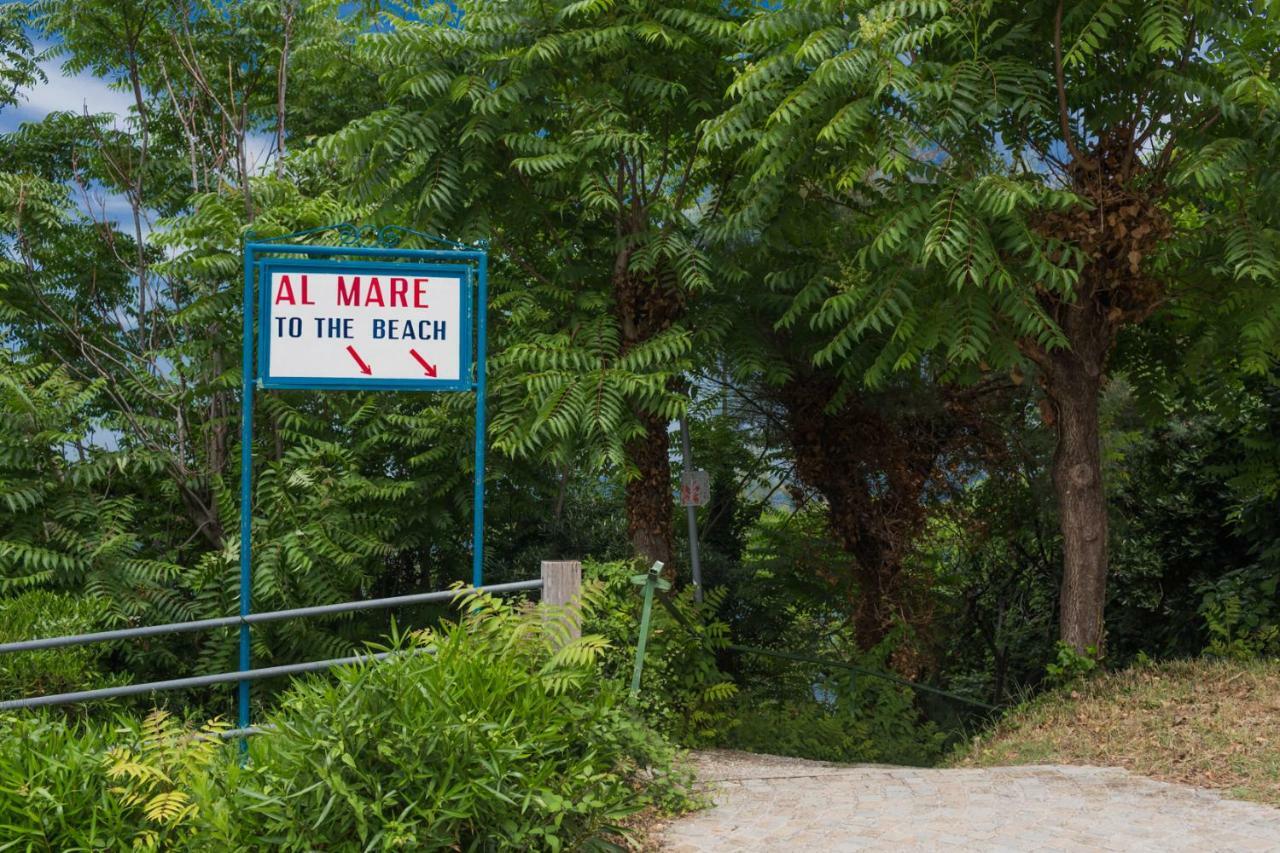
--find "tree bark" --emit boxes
[1025,131,1171,653]
[625,409,674,566]
[1043,348,1109,655]
[612,233,682,568]
[1029,270,1114,656]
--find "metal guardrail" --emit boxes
[0,580,544,656]
[0,579,544,712]
[0,652,397,711]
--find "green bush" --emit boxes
[1044,641,1101,686]
[583,560,739,747]
[1198,567,1280,661]
[0,589,122,701]
[723,660,946,767]
[0,712,138,848]
[237,592,694,850]
[582,560,949,765]
[0,592,694,850]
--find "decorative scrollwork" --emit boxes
[330,223,362,246]
[375,226,407,248]
[374,225,470,250]
[326,224,402,247]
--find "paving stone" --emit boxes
[659,750,1280,852]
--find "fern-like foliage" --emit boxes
[0,166,481,685]
[709,0,1280,389]
[104,710,230,848]
[314,0,743,498]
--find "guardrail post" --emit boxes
[540,560,582,643]
[629,561,669,699]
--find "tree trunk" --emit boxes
[847,545,896,651]
[1031,280,1113,656]
[1046,354,1108,655]
[613,248,681,569]
[624,409,674,566]
[777,374,970,654]
[1027,133,1170,654]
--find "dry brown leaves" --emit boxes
[953,659,1280,807]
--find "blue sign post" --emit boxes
[238,224,488,730]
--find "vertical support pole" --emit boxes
[679,415,704,603]
[238,244,256,734]
[629,561,666,699]
[540,560,582,643]
[471,253,488,588]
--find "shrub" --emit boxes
[0,708,268,850]
[0,592,693,850]
[1198,567,1280,661]
[583,560,738,747]
[0,713,124,847]
[236,592,694,850]
[1044,641,1101,686]
[0,589,121,702]
[583,560,952,764]
[723,658,947,767]
[104,710,242,849]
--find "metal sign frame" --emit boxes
[239,224,488,729]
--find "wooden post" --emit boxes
[541,560,582,643]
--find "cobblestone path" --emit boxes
[660,751,1280,851]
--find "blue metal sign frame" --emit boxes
[238,224,488,731]
[256,257,474,392]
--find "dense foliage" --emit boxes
[0,0,1276,840]
[0,593,694,849]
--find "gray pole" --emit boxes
[679,415,704,603]
[0,579,545,657]
[0,651,402,712]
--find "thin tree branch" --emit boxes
[1054,0,1087,165]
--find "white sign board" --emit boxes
[681,469,711,507]
[258,260,471,391]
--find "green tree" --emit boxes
[0,1,44,111]
[316,0,743,565]
[0,1,478,684]
[710,195,1013,651]
[710,0,1280,653]
[1,0,651,689]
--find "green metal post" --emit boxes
[629,561,669,699]
[238,241,255,742]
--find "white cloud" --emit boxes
[246,132,278,175]
[2,56,138,129]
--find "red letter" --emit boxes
[300,274,316,305]
[413,278,430,309]
[337,276,361,306]
[365,277,385,307]
[390,277,409,307]
[274,275,296,305]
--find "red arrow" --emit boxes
[345,345,372,375]
[409,348,438,377]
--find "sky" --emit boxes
[3,42,275,233]
[0,53,137,133]
[0,50,140,230]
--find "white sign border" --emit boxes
[256,257,474,392]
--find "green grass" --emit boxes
[951,658,1280,807]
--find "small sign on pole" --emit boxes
[680,469,711,507]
